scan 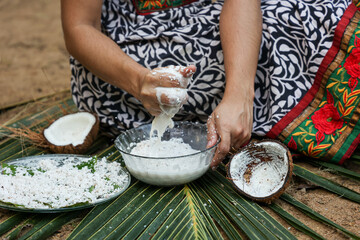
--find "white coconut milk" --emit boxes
[129,138,208,186]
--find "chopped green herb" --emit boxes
[88,185,95,193]
[1,163,44,177]
[74,156,98,173]
[37,168,46,173]
[1,163,17,176]
[26,169,34,176]
[42,202,54,208]
[0,200,26,208]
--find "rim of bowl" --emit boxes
[115,122,221,160]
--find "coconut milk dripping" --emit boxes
[132,66,197,157]
[129,66,208,185]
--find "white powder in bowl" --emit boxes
[131,138,199,158]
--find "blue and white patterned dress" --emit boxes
[70,0,353,136]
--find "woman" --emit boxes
[61,0,355,168]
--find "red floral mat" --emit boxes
[267,2,360,164]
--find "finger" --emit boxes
[148,108,162,117]
[210,131,231,170]
[159,93,182,106]
[206,116,218,148]
[157,88,188,106]
[231,126,252,150]
[231,137,246,151]
[180,65,196,78]
[158,74,183,88]
[181,94,189,105]
[231,139,246,153]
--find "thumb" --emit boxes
[207,116,218,148]
[180,65,196,78]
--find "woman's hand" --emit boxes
[207,0,261,169]
[137,65,196,116]
[207,94,254,170]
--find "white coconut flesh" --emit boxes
[43,112,96,147]
[229,141,289,198]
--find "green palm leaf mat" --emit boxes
[199,171,296,240]
[280,194,360,239]
[68,167,223,239]
[3,211,81,240]
[309,160,360,181]
[0,96,359,239]
[293,164,360,203]
[268,204,326,240]
[0,213,29,236]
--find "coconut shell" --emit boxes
[43,112,100,154]
[226,139,293,204]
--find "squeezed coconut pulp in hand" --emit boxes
[132,66,195,154]
[129,66,209,185]
[150,66,190,140]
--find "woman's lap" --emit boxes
[70,0,352,135]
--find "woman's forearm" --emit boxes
[220,0,262,102]
[61,0,148,99]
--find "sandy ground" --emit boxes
[0,0,359,239]
[0,0,69,109]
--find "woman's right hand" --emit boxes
[137,65,196,116]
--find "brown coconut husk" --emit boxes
[1,111,99,154]
[226,139,293,204]
[1,124,49,149]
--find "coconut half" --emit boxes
[227,140,293,204]
[43,112,99,154]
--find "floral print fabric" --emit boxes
[268,2,360,164]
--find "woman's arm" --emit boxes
[207,0,262,169]
[61,0,195,116]
[61,0,148,98]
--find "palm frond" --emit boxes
[293,164,360,203]
[0,96,359,240]
[309,160,360,181]
[280,194,360,239]
[269,204,326,240]
[0,213,29,236]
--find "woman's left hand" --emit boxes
[207,0,260,170]
[207,95,253,170]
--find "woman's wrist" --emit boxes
[111,59,149,100]
[223,79,254,103]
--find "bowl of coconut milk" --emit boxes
[114,121,219,186]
